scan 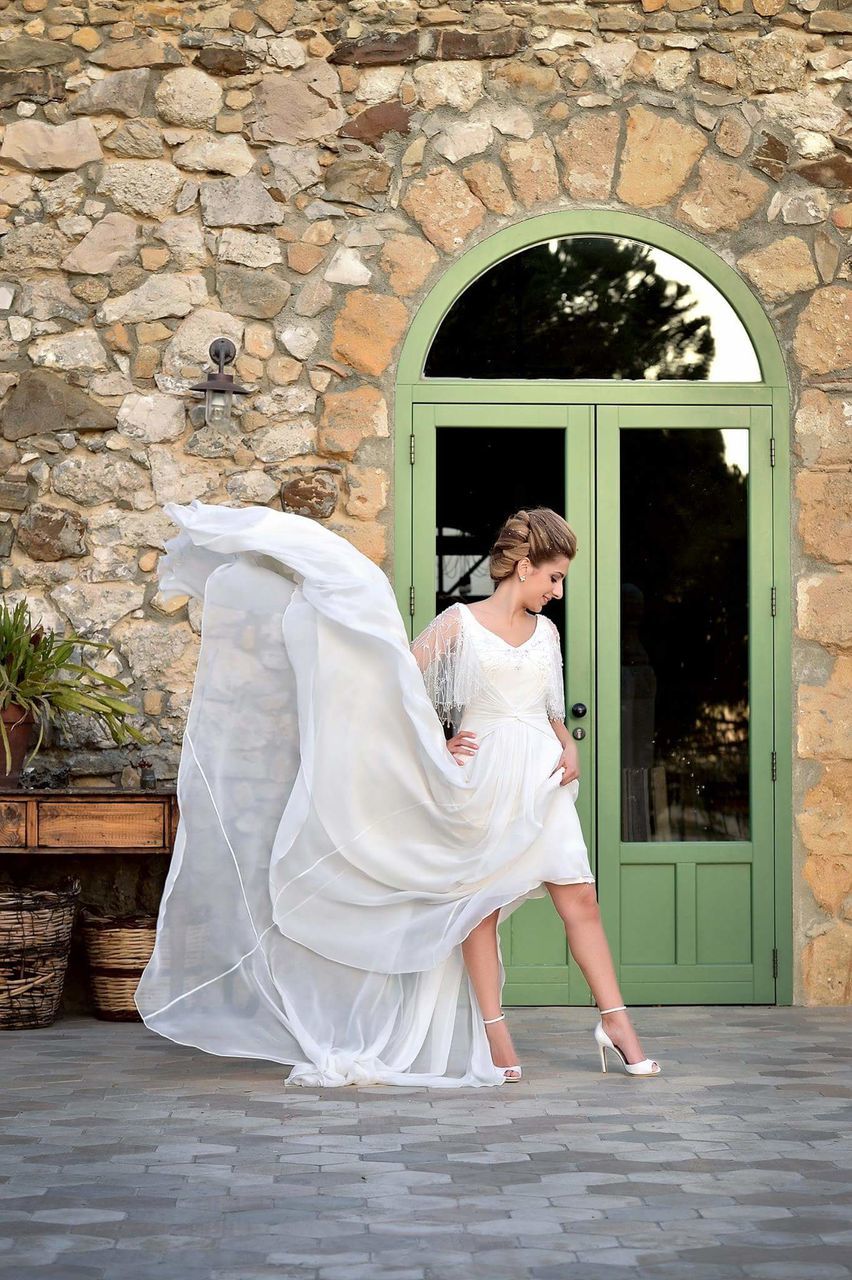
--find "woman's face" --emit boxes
[521,555,570,610]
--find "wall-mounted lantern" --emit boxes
[190,338,250,428]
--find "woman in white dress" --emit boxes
[135,499,660,1086]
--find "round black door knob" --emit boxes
[571,702,587,718]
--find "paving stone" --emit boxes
[1,1009,850,1279]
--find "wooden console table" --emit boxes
[0,788,179,857]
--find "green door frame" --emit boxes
[393,210,792,1005]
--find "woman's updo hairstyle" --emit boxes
[488,507,577,584]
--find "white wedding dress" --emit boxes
[135,499,595,1088]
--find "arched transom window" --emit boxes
[424,234,762,383]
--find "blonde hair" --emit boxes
[488,507,577,583]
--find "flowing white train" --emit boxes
[134,498,594,1087]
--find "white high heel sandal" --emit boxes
[483,1012,523,1082]
[594,1004,661,1076]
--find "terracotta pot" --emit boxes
[0,704,37,787]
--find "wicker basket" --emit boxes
[80,910,158,1022]
[0,880,80,1029]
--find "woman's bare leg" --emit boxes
[461,910,520,1070]
[545,881,652,1065]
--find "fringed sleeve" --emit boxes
[409,602,487,729]
[542,615,567,722]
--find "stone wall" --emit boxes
[0,0,849,1003]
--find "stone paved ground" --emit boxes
[1,1006,850,1280]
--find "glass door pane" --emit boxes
[435,426,564,614]
[620,426,750,842]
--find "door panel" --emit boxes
[597,406,776,1003]
[411,404,595,1004]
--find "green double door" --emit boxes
[407,402,777,1006]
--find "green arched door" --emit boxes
[394,214,791,1007]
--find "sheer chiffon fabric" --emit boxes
[134,499,594,1088]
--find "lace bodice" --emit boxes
[410,600,566,728]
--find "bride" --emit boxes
[135,499,660,1086]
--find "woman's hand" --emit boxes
[447,729,478,765]
[550,738,580,786]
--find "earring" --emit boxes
[520,575,526,582]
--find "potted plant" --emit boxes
[0,598,149,786]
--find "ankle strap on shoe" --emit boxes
[598,1005,627,1014]
[483,1013,505,1024]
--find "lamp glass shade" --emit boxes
[205,387,233,427]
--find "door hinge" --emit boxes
[772,947,779,979]
[409,583,415,616]
[410,433,415,465]
[770,436,776,467]
[771,750,777,782]
[770,585,777,617]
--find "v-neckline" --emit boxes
[460,603,540,650]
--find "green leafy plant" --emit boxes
[0,598,149,775]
